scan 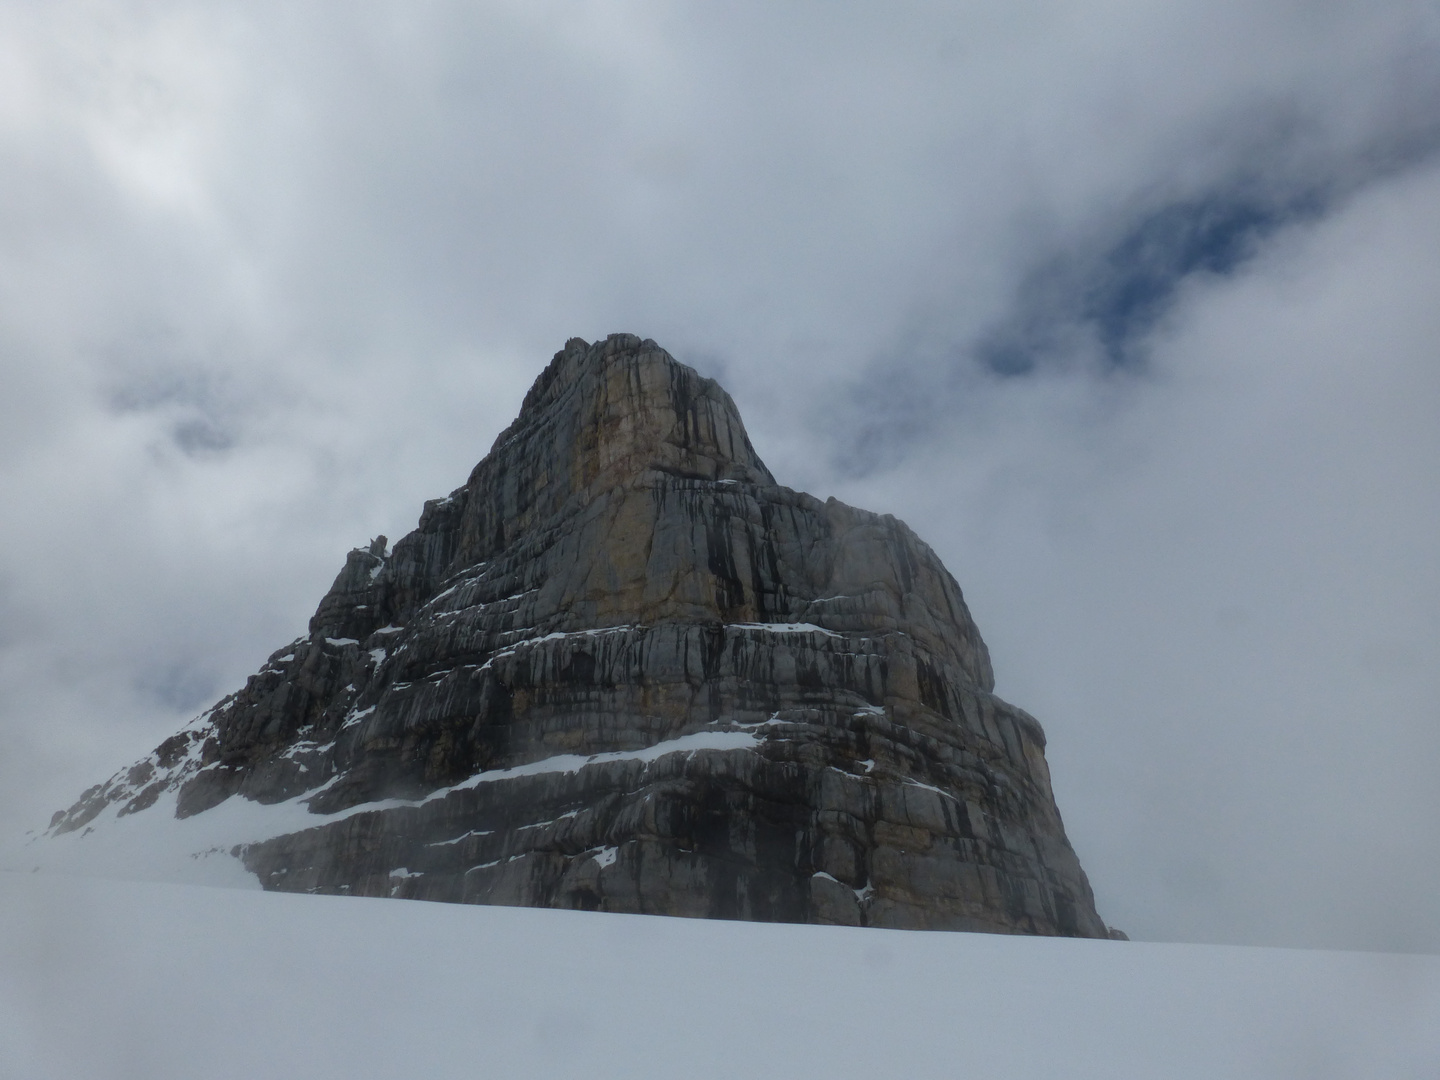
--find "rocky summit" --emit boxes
[51,334,1112,936]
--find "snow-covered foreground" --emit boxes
[3,872,1437,1080]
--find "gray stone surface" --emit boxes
[52,333,1110,936]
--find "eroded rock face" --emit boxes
[52,333,1109,936]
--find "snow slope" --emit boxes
[3,871,1437,1080]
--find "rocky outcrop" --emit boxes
[52,333,1111,936]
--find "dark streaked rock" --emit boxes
[52,333,1109,937]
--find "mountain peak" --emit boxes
[492,332,774,488]
[43,335,1110,939]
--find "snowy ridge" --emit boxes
[0,726,770,888]
[729,621,843,637]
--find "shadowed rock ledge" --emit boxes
[52,333,1112,936]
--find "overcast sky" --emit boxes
[2,0,1438,952]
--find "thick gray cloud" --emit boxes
[2,0,1437,950]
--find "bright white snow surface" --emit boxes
[2,872,1437,1080]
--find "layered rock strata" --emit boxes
[52,334,1109,936]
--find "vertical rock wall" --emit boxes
[52,334,1110,937]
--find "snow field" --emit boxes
[2,871,1438,1080]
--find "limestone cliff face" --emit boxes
[53,334,1109,936]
